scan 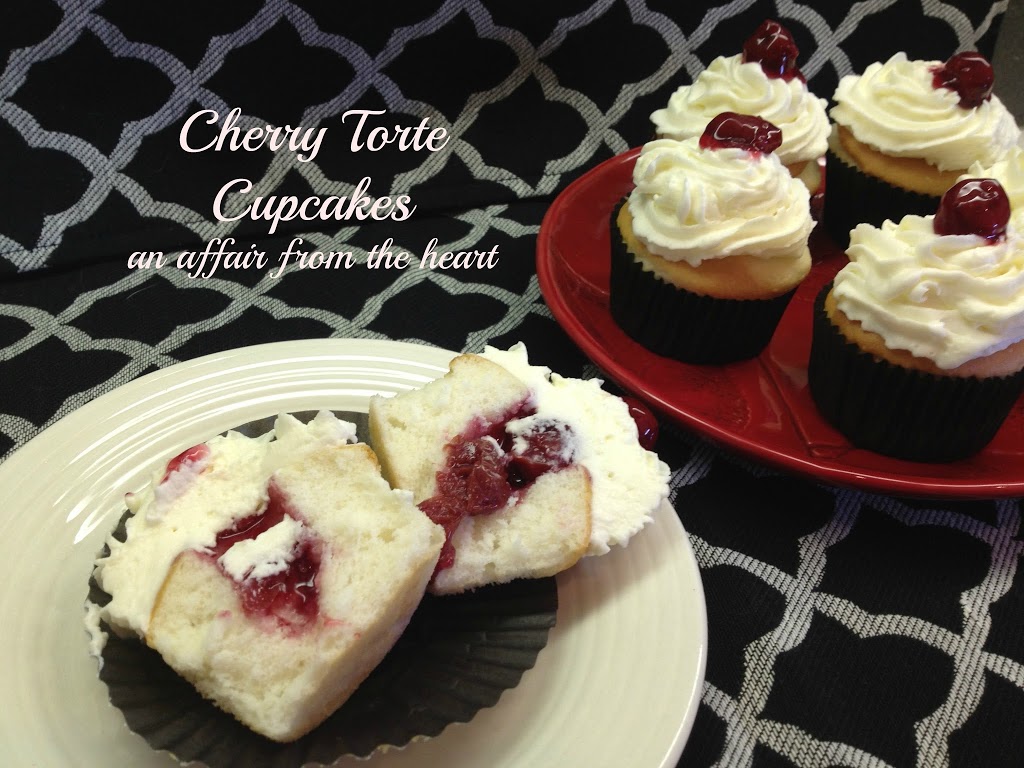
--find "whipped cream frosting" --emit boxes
[219,515,306,582]
[627,137,813,267]
[834,215,1024,369]
[480,343,671,556]
[651,54,830,167]
[93,411,359,637]
[830,52,1021,171]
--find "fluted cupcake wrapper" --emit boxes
[609,203,795,364]
[89,411,557,768]
[807,284,1024,463]
[822,147,939,249]
[91,551,556,767]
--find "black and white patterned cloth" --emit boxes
[2,2,1022,766]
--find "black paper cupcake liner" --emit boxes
[91,527,556,767]
[89,411,558,767]
[807,283,1024,463]
[822,146,940,249]
[609,202,795,364]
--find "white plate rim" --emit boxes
[0,338,707,768]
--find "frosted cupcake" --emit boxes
[611,113,814,364]
[809,179,1024,462]
[651,20,829,192]
[825,51,1020,246]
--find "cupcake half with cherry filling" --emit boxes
[825,51,1021,246]
[368,343,671,595]
[809,179,1024,462]
[612,112,814,364]
[652,19,829,192]
[92,412,446,744]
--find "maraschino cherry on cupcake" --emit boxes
[611,112,814,364]
[651,19,829,192]
[809,177,1024,462]
[824,50,1021,247]
[961,144,1024,233]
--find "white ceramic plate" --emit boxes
[0,339,707,768]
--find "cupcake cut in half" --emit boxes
[92,411,445,743]
[612,112,814,364]
[809,179,1024,462]
[368,343,671,595]
[825,51,1021,247]
[651,19,829,192]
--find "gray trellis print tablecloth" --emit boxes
[2,2,1023,766]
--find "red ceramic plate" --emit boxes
[537,148,1024,498]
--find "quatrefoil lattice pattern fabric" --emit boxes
[1,3,1022,768]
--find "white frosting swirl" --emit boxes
[965,146,1024,228]
[833,215,1024,369]
[830,52,1021,171]
[627,137,813,266]
[651,54,830,167]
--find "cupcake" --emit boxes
[809,179,1024,462]
[825,51,1021,247]
[611,112,814,364]
[651,19,829,192]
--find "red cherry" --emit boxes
[931,52,994,108]
[161,443,209,482]
[742,19,804,81]
[699,112,782,155]
[622,396,659,451]
[933,178,1010,242]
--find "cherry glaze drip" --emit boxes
[933,178,1010,242]
[420,407,575,574]
[621,397,659,451]
[742,19,805,82]
[209,482,320,629]
[931,52,994,109]
[699,112,783,155]
[161,444,209,482]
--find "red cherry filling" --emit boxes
[420,409,575,575]
[742,19,804,81]
[237,542,319,628]
[208,482,320,630]
[933,178,1010,242]
[418,498,463,573]
[433,435,513,514]
[931,52,994,109]
[161,443,210,482]
[621,397,659,451]
[700,112,782,155]
[507,421,574,486]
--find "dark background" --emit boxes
[2,3,1023,767]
